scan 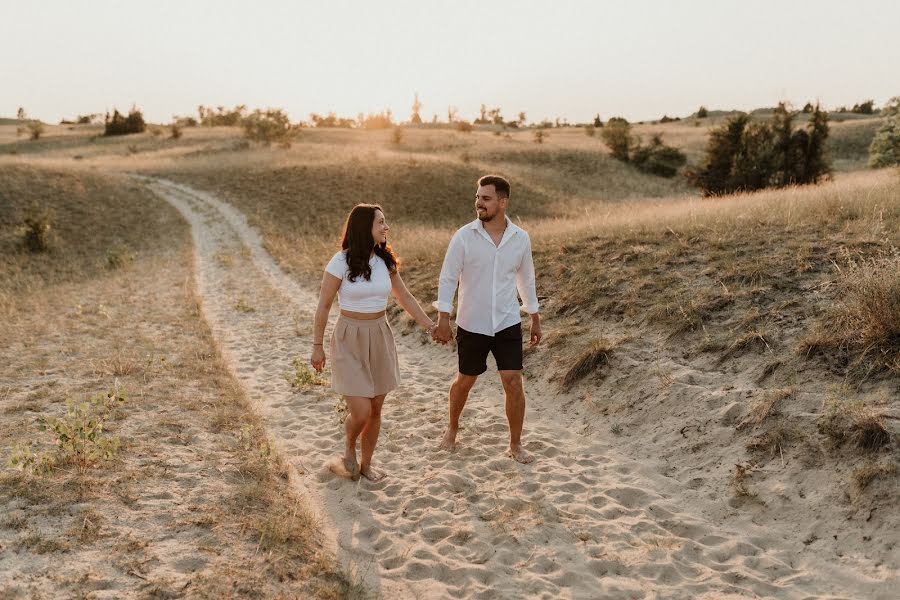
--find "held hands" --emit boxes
[431,315,453,345]
[310,345,326,372]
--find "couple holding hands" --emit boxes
[310,175,541,482]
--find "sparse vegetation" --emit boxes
[8,388,126,474]
[630,134,687,177]
[561,339,615,389]
[600,117,633,161]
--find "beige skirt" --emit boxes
[330,315,401,397]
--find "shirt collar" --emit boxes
[469,216,518,247]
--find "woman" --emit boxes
[310,204,435,482]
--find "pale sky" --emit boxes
[4,0,899,125]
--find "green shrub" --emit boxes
[104,107,146,136]
[242,108,296,147]
[691,103,830,196]
[198,104,247,126]
[631,134,687,178]
[170,123,182,139]
[696,106,708,118]
[600,119,633,161]
[868,116,900,168]
[851,100,875,115]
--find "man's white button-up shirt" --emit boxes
[434,217,539,336]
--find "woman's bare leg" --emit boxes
[343,395,372,479]
[360,394,386,481]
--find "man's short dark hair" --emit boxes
[477,174,510,198]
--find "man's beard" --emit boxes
[478,211,494,222]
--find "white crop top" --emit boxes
[324,251,393,312]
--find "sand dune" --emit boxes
[143,176,892,599]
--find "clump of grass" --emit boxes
[106,240,135,269]
[561,338,615,389]
[8,387,127,474]
[804,255,900,376]
[283,357,327,390]
[738,388,794,430]
[746,424,795,460]
[819,391,890,451]
[719,327,772,363]
[852,462,897,491]
[731,463,756,497]
[391,126,403,145]
[21,209,53,252]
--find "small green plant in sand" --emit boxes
[239,423,273,458]
[8,387,127,474]
[284,357,327,390]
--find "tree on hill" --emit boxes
[104,106,146,136]
[851,100,875,115]
[691,103,831,196]
[16,107,26,120]
[696,106,708,118]
[593,114,603,127]
[410,93,423,125]
[868,116,900,168]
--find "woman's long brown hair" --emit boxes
[339,204,399,281]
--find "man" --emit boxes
[432,174,541,464]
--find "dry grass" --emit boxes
[0,164,356,597]
[818,391,891,451]
[738,388,794,430]
[852,462,897,491]
[560,338,616,390]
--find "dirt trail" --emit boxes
[143,176,878,599]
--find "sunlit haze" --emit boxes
[4,0,899,124]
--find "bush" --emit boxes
[198,104,246,126]
[22,209,52,252]
[851,100,875,115]
[170,123,182,139]
[533,129,547,144]
[104,107,146,136]
[455,120,473,133]
[600,119,633,161]
[360,110,394,129]
[868,116,900,168]
[584,124,595,137]
[242,109,296,147]
[26,121,43,140]
[630,135,687,178]
[696,106,708,118]
[691,103,830,196]
[391,126,403,144]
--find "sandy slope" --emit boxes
[143,176,892,600]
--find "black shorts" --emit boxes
[456,323,523,376]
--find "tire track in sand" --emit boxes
[143,176,844,600]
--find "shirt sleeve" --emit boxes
[433,230,465,313]
[324,251,346,280]
[516,234,540,314]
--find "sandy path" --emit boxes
[141,176,867,600]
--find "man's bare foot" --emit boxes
[438,428,458,452]
[508,444,534,464]
[326,455,360,480]
[359,464,386,482]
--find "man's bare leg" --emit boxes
[342,395,371,479]
[439,373,478,451]
[500,370,533,464]
[359,394,386,482]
